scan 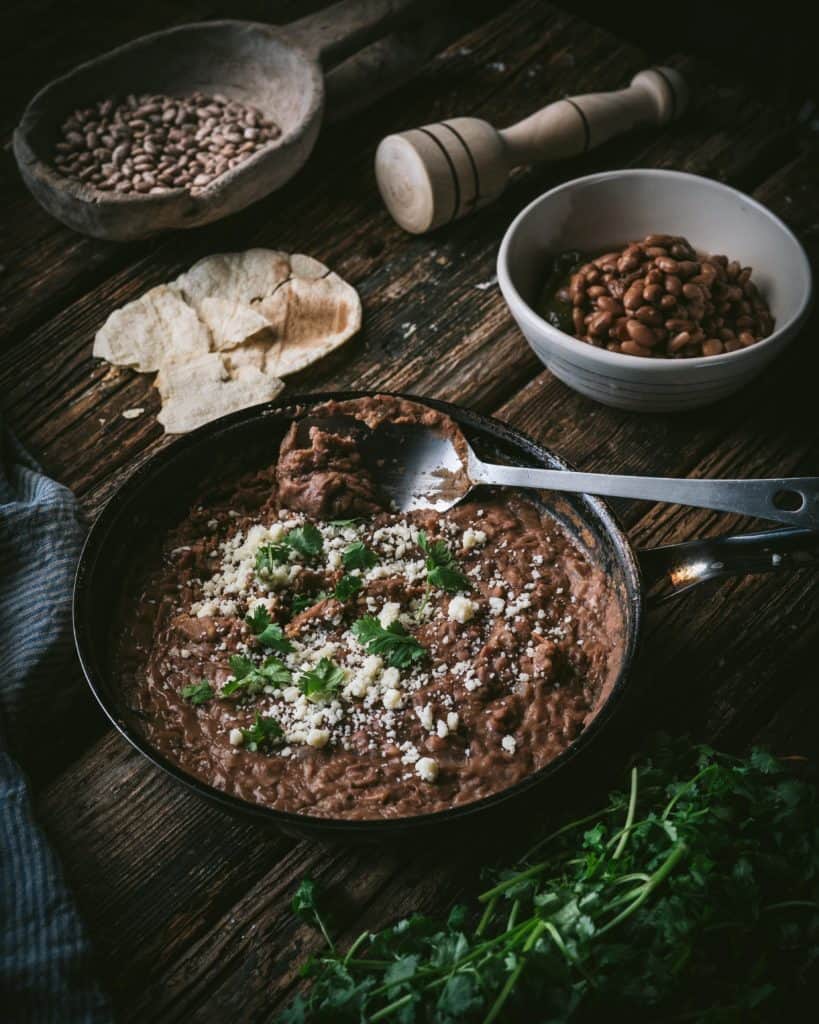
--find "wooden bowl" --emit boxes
[12,21,324,241]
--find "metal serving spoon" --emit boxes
[297,415,819,529]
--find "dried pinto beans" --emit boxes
[52,91,281,197]
[540,235,774,358]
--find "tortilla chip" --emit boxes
[156,353,284,434]
[93,284,210,372]
[197,296,275,351]
[253,268,361,377]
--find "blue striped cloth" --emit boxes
[1,422,112,1022]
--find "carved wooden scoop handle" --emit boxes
[375,67,689,234]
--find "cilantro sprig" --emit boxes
[256,523,324,576]
[180,680,213,705]
[342,541,379,571]
[334,574,363,603]
[279,740,819,1022]
[351,615,426,669]
[240,713,283,752]
[297,658,346,702]
[418,529,471,593]
[245,605,294,653]
[222,654,291,697]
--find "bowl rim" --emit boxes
[496,168,813,372]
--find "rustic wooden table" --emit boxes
[2,1,817,1019]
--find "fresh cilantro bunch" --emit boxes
[418,530,471,594]
[222,653,291,697]
[280,740,819,1023]
[352,616,426,670]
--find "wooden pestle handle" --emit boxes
[501,68,688,166]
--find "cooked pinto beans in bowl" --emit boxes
[536,234,774,359]
[117,396,622,820]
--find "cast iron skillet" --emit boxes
[73,391,819,840]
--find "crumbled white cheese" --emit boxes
[462,528,487,550]
[436,719,449,738]
[229,728,244,747]
[488,596,506,616]
[448,594,477,623]
[381,666,401,689]
[415,757,439,782]
[501,735,517,754]
[307,728,330,748]
[382,688,402,710]
[446,712,459,732]
[379,602,401,628]
[417,703,434,731]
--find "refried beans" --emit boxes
[117,396,620,819]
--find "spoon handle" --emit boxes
[469,462,819,530]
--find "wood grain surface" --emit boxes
[1,1,816,1019]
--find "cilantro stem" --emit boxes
[369,993,414,1021]
[597,842,688,937]
[343,930,370,964]
[612,766,639,860]
[475,894,498,937]
[482,919,547,1024]
[660,764,719,821]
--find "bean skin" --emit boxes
[626,319,658,347]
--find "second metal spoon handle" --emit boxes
[470,460,819,530]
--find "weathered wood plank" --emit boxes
[34,145,817,1019]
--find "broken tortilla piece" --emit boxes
[254,269,362,377]
[197,296,275,351]
[92,248,361,434]
[156,353,284,434]
[93,284,210,373]
[176,249,292,310]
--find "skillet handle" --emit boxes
[284,0,425,67]
[637,527,819,605]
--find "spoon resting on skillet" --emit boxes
[297,414,819,529]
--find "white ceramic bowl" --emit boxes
[497,169,812,412]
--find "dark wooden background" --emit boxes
[1,1,817,1019]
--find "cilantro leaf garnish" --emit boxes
[286,523,324,559]
[342,541,379,571]
[244,604,294,653]
[334,574,363,603]
[257,623,294,653]
[297,658,346,702]
[256,544,290,574]
[256,524,323,578]
[222,654,291,697]
[240,712,283,752]
[351,616,426,669]
[417,529,471,593]
[181,680,213,705]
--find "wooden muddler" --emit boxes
[375,67,688,234]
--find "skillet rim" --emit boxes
[72,390,643,836]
